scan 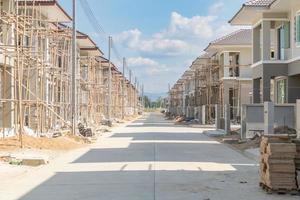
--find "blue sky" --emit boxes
[59,0,245,98]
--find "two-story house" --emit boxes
[205,29,253,121]
[230,0,300,104]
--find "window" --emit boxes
[296,15,300,44]
[276,78,287,104]
[283,22,290,48]
[271,50,275,59]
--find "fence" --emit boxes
[241,104,295,139]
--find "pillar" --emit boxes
[224,104,231,134]
[253,25,261,63]
[215,104,221,129]
[240,105,247,140]
[253,78,261,103]
[264,101,274,135]
[198,106,202,124]
[262,21,271,61]
[202,105,206,125]
[263,77,271,102]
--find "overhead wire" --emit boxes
[78,0,140,88]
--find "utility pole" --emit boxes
[107,36,112,125]
[129,70,132,114]
[142,84,144,110]
[134,77,137,115]
[72,0,77,135]
[122,57,126,119]
[168,83,171,112]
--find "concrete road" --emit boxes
[1,113,299,200]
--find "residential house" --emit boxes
[230,0,300,104]
[204,29,253,122]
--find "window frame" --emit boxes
[296,11,300,47]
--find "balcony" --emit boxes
[252,19,291,65]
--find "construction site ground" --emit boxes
[0,112,299,200]
[0,117,138,191]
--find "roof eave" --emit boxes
[229,5,270,26]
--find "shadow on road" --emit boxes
[19,113,290,200]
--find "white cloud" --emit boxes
[115,29,189,56]
[209,1,225,15]
[113,8,242,93]
[127,57,158,67]
[115,11,239,59]
[155,12,216,40]
[127,57,170,75]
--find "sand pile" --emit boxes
[0,134,86,151]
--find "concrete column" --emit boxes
[224,104,231,134]
[264,101,274,135]
[253,78,261,103]
[253,25,261,63]
[296,100,300,138]
[198,106,202,124]
[215,104,221,129]
[263,77,271,102]
[262,21,271,61]
[240,105,247,140]
[223,83,230,105]
[202,105,206,125]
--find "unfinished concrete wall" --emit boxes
[241,104,295,138]
[288,74,300,103]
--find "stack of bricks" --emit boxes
[293,140,300,190]
[260,135,297,192]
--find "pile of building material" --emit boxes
[294,140,300,190]
[260,135,298,194]
[78,123,93,138]
[294,140,300,170]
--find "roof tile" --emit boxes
[244,0,275,7]
[210,29,252,46]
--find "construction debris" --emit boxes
[78,123,93,138]
[260,135,298,194]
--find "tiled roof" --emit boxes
[199,51,217,59]
[209,29,252,47]
[244,0,276,7]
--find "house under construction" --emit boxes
[169,29,253,125]
[0,0,141,138]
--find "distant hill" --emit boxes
[144,92,167,101]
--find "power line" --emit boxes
[78,0,142,89]
[79,0,107,38]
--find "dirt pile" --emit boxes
[0,134,86,151]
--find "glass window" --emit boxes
[296,15,300,43]
[276,79,287,104]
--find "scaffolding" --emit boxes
[0,1,73,141]
[0,0,142,141]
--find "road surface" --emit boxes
[1,113,299,200]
